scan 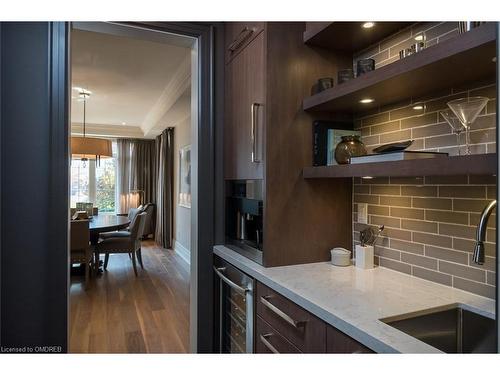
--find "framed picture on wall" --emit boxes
[179,144,191,208]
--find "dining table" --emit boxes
[88,214,130,273]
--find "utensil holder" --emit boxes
[355,245,374,269]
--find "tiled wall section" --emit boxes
[354,83,497,156]
[353,176,496,299]
[351,22,497,299]
[354,22,459,69]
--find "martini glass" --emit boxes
[447,96,489,155]
[440,109,466,155]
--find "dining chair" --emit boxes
[70,220,92,289]
[117,207,141,231]
[96,212,147,276]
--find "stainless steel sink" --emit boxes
[381,304,496,353]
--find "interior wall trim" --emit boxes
[174,240,191,265]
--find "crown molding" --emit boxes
[141,52,191,136]
[71,122,147,139]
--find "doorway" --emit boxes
[66,22,218,353]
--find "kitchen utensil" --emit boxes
[317,77,334,92]
[338,69,354,84]
[447,96,489,155]
[334,135,367,164]
[359,225,384,246]
[440,109,466,155]
[356,58,375,76]
[330,247,352,267]
[373,140,414,153]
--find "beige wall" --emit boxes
[351,22,497,298]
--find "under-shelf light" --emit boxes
[359,98,374,104]
[362,176,374,179]
[362,22,375,29]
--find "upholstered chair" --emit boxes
[141,203,155,239]
[96,212,147,276]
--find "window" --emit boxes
[70,141,117,213]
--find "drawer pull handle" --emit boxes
[228,27,254,53]
[260,334,279,354]
[260,295,306,328]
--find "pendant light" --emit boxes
[71,89,112,165]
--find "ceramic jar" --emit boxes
[334,135,367,164]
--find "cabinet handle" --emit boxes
[251,103,262,163]
[228,27,254,53]
[260,295,306,328]
[260,334,279,354]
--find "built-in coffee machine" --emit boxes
[226,180,263,264]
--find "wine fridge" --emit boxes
[214,256,255,353]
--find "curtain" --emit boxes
[155,128,175,249]
[131,140,157,205]
[116,139,134,214]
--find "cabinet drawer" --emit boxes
[225,22,265,64]
[256,316,301,353]
[326,325,374,353]
[256,282,326,353]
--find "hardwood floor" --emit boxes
[69,240,190,353]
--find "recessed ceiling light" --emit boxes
[121,122,127,125]
[362,22,375,29]
[413,104,424,110]
[359,98,374,104]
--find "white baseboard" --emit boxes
[174,240,190,265]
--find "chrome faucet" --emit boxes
[473,199,497,265]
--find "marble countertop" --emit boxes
[213,245,495,353]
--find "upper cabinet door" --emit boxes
[224,30,265,180]
[225,22,265,64]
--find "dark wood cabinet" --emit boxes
[255,281,374,354]
[256,282,326,353]
[224,22,353,267]
[225,22,265,64]
[256,316,301,353]
[326,325,374,353]
[224,31,265,180]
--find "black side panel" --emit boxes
[0,22,69,351]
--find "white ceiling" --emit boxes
[71,28,191,138]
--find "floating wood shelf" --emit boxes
[303,23,497,113]
[303,22,413,52]
[303,153,497,179]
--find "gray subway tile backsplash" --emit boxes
[350,22,496,299]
